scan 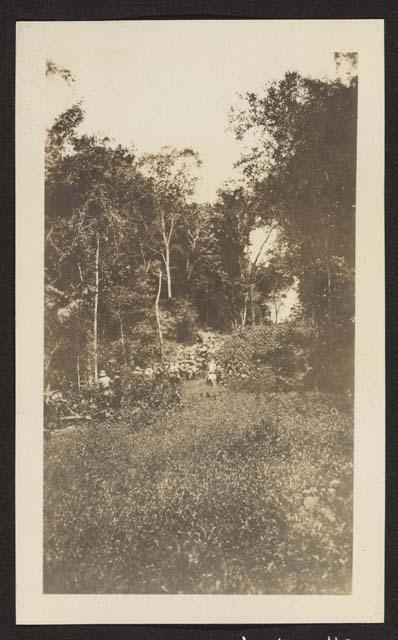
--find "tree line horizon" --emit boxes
[45,61,357,390]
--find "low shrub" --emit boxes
[217,323,306,384]
[123,374,182,414]
[217,320,354,394]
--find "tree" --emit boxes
[231,71,357,389]
[255,245,295,324]
[211,185,255,328]
[50,139,134,382]
[180,203,213,284]
[140,147,201,301]
[154,268,164,360]
[231,71,357,328]
[241,222,278,326]
[45,106,156,385]
[46,59,75,85]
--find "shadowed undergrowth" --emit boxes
[44,389,353,594]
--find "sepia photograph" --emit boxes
[16,19,385,624]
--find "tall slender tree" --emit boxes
[140,147,201,301]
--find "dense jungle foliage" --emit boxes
[45,69,357,393]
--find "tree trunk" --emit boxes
[45,341,60,374]
[160,211,173,300]
[326,261,332,319]
[93,232,100,384]
[243,223,278,328]
[322,217,332,320]
[241,292,249,327]
[77,261,84,283]
[250,284,255,325]
[273,293,280,324]
[155,268,164,361]
[76,347,81,390]
[165,244,172,300]
[119,311,126,361]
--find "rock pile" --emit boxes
[164,330,224,380]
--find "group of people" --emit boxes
[45,358,220,425]
[97,357,220,410]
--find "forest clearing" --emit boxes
[44,381,353,594]
[43,46,357,596]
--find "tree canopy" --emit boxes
[45,68,357,391]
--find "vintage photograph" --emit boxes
[41,23,358,596]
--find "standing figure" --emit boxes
[97,369,113,411]
[206,358,218,395]
[168,363,181,384]
[112,372,123,413]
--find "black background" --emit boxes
[1,2,397,639]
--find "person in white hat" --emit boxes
[206,358,217,394]
[97,370,112,410]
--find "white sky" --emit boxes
[44,21,343,321]
[45,21,338,203]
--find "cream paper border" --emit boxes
[15,19,385,624]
